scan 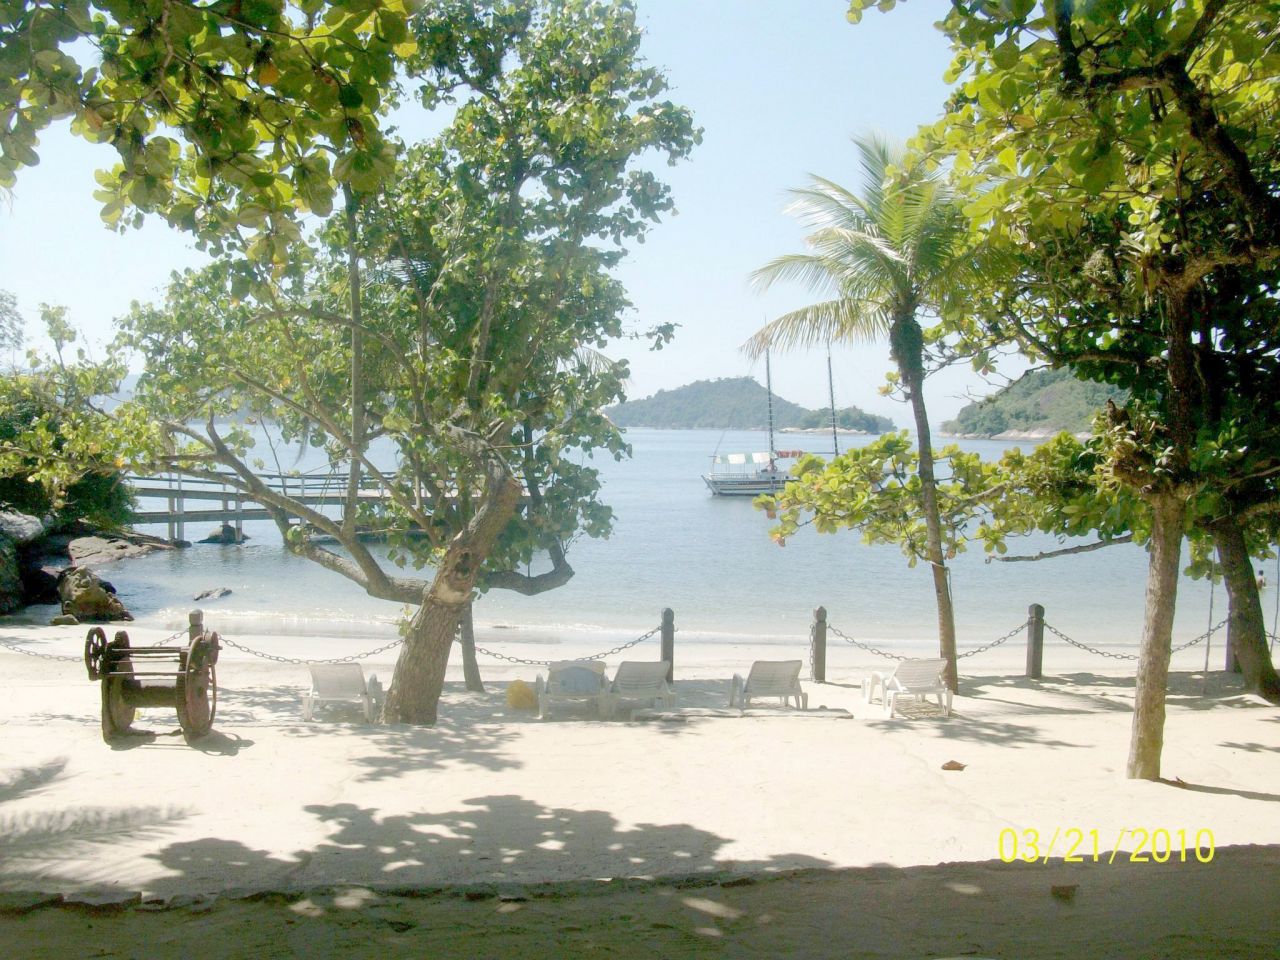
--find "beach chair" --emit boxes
[728,659,807,709]
[863,658,951,717]
[302,662,382,722]
[602,660,675,720]
[535,660,610,719]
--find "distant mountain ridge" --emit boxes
[606,377,895,433]
[942,368,1127,438]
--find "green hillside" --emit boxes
[606,377,894,433]
[942,367,1127,437]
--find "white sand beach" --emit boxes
[2,621,1279,958]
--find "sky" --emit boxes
[0,0,1007,427]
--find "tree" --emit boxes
[0,305,139,528]
[0,289,23,353]
[849,0,1280,776]
[745,135,979,690]
[117,0,697,725]
[2,0,414,253]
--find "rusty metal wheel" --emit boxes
[176,636,217,741]
[84,627,107,681]
[100,674,135,742]
[100,633,135,742]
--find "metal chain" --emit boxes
[0,626,186,663]
[0,636,81,662]
[1043,619,1226,661]
[475,624,662,668]
[217,635,406,665]
[957,621,1027,660]
[827,624,906,661]
[1173,618,1228,653]
[1043,622,1139,661]
[828,620,1026,662]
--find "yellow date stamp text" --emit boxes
[998,827,1215,864]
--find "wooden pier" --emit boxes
[128,470,395,542]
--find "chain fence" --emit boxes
[0,627,189,664]
[1043,618,1228,662]
[474,624,662,668]
[218,635,407,665]
[825,616,1234,668]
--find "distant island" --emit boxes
[606,377,895,433]
[942,368,1127,439]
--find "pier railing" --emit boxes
[127,468,396,541]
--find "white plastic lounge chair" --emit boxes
[729,660,807,709]
[302,662,382,722]
[602,660,675,720]
[535,660,610,719]
[863,658,951,717]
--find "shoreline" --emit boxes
[2,630,1278,956]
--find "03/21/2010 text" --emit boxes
[997,827,1215,864]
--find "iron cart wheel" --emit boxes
[100,631,135,742]
[176,634,218,741]
[83,627,107,681]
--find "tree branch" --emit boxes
[991,533,1134,562]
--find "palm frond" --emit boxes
[742,299,892,358]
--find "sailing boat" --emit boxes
[702,350,806,497]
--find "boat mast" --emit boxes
[827,344,839,456]
[765,347,776,465]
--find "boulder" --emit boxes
[0,536,22,615]
[49,613,79,626]
[57,567,133,622]
[0,509,44,546]
[20,561,62,605]
[68,533,177,566]
[193,587,232,601]
[198,524,250,545]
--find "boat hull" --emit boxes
[702,473,785,497]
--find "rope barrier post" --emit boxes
[812,606,827,683]
[660,608,675,683]
[189,609,204,645]
[1025,603,1045,680]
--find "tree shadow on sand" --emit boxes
[960,671,1264,714]
[0,759,191,891]
[134,793,830,897]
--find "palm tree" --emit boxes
[745,134,975,690]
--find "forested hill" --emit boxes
[942,368,1127,438]
[606,377,895,432]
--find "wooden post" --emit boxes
[189,609,204,645]
[812,606,827,683]
[1026,603,1045,680]
[660,608,675,682]
[176,473,185,544]
[459,601,484,693]
[167,473,176,543]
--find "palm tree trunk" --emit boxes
[892,315,959,691]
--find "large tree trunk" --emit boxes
[1127,494,1186,780]
[460,600,485,693]
[1212,517,1280,704]
[382,471,522,724]
[892,315,958,691]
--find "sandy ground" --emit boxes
[1,622,1278,958]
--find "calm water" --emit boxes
[80,428,1235,658]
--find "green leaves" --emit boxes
[2,0,416,258]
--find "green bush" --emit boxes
[0,384,134,531]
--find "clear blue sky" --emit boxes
[0,0,1004,426]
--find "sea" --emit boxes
[10,429,1251,665]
